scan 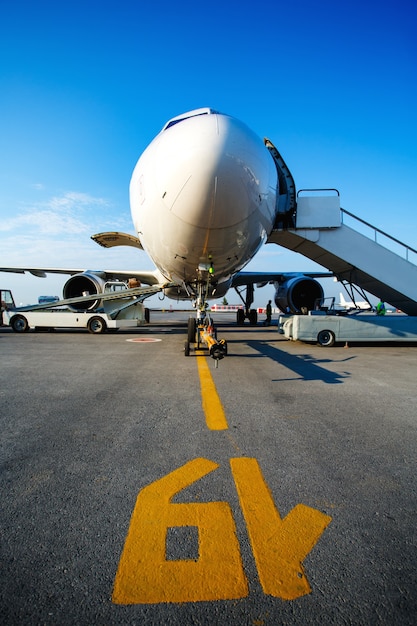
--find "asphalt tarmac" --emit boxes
[1,312,416,625]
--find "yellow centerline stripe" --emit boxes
[196,351,229,430]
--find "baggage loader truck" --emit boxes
[4,308,144,334]
[2,280,167,333]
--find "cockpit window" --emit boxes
[164,114,206,131]
[162,108,218,131]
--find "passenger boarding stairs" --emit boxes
[267,191,417,315]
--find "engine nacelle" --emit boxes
[63,272,107,311]
[274,276,324,313]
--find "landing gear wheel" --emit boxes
[10,314,29,333]
[87,316,107,334]
[249,309,258,326]
[187,317,196,343]
[236,309,245,325]
[317,329,335,347]
[184,340,190,356]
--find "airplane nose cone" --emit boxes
[153,113,277,229]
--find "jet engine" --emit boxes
[274,276,324,313]
[63,272,107,311]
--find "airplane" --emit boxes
[1,108,332,329]
[338,292,373,311]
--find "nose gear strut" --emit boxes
[183,278,228,366]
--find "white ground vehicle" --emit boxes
[5,308,145,334]
[280,312,417,346]
[3,280,153,333]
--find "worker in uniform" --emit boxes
[265,300,272,326]
[376,299,386,315]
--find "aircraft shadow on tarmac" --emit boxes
[239,339,355,384]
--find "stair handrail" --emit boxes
[341,208,417,263]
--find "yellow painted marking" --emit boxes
[196,351,229,430]
[112,458,248,604]
[230,457,332,600]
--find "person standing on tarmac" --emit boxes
[265,300,272,326]
[376,299,386,315]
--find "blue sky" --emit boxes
[1,0,416,307]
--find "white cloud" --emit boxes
[0,191,110,235]
[1,210,88,235]
[47,191,108,211]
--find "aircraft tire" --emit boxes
[184,340,190,356]
[187,317,196,343]
[236,309,245,325]
[317,329,335,347]
[87,316,107,334]
[10,314,29,333]
[249,309,258,325]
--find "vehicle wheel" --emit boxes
[187,317,196,343]
[236,309,245,325]
[249,309,258,325]
[145,307,150,323]
[184,340,190,356]
[87,316,107,334]
[10,315,29,333]
[317,329,335,347]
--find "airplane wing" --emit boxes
[0,266,163,285]
[0,265,333,288]
[0,267,90,277]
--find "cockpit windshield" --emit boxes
[162,108,218,131]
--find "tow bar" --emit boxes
[184,319,227,367]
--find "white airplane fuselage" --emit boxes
[129,108,278,298]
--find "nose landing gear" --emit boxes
[184,315,227,367]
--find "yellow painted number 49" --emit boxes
[112,457,331,604]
